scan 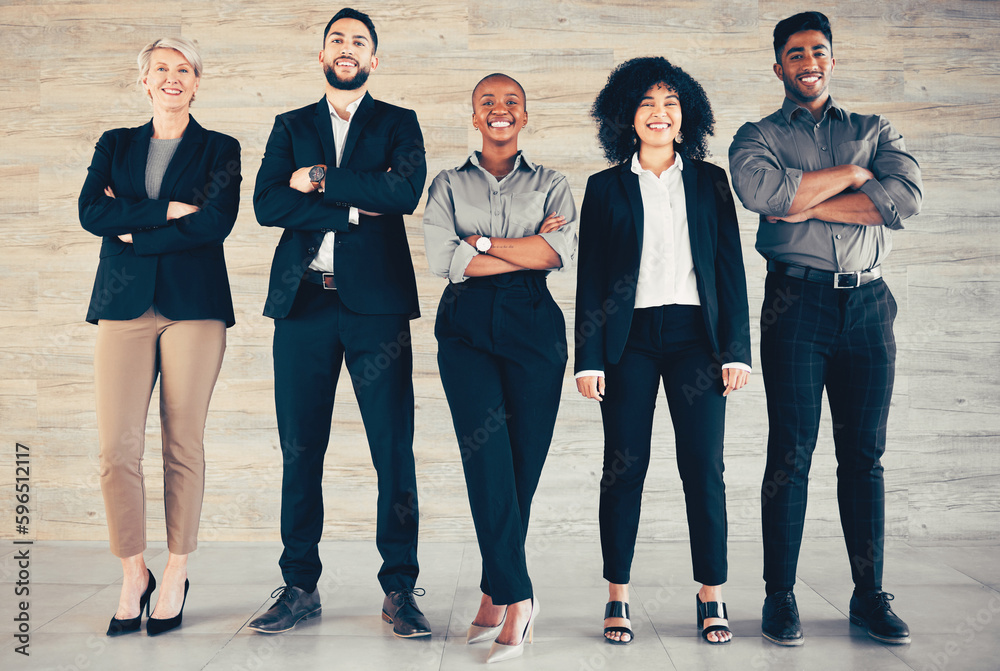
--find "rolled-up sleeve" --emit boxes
[422,172,477,283]
[537,174,578,270]
[859,115,923,230]
[728,123,803,217]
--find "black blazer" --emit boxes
[254,93,426,319]
[79,117,241,326]
[574,158,751,372]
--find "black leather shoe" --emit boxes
[382,588,431,638]
[762,590,804,646]
[247,585,321,634]
[850,590,910,644]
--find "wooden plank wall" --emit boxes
[1,1,997,550]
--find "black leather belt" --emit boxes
[302,269,337,290]
[768,260,881,289]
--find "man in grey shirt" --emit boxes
[728,11,921,647]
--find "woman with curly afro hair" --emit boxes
[574,57,752,646]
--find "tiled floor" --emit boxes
[2,539,998,670]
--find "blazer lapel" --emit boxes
[619,163,645,252]
[158,117,206,202]
[314,96,336,167]
[340,91,374,167]
[682,159,704,270]
[128,120,154,198]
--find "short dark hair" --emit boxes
[773,11,832,63]
[324,8,378,54]
[471,73,526,111]
[591,56,714,164]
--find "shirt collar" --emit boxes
[781,95,845,123]
[460,150,537,173]
[630,152,684,176]
[326,93,365,122]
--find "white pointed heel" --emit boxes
[486,598,538,664]
[467,609,506,644]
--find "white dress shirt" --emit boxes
[309,94,364,273]
[576,153,750,378]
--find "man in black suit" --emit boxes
[249,7,430,638]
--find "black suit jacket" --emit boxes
[79,117,241,326]
[254,93,426,319]
[574,158,751,372]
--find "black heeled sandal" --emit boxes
[107,569,155,637]
[603,601,633,645]
[696,594,732,645]
[147,579,189,636]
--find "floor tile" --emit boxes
[661,633,914,671]
[206,629,445,670]
[912,544,1000,588]
[1,582,104,634]
[885,631,1000,671]
[21,632,233,671]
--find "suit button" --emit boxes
[307,247,317,254]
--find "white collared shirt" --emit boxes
[308,94,364,273]
[575,153,750,379]
[631,152,700,309]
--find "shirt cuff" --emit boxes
[348,206,359,226]
[574,370,605,379]
[448,241,478,284]
[858,179,903,230]
[722,362,751,373]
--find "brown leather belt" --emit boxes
[768,260,881,289]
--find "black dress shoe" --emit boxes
[147,579,189,636]
[107,569,155,637]
[247,585,321,634]
[850,590,910,644]
[382,588,431,638]
[762,590,804,646]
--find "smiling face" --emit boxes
[321,17,378,91]
[774,29,834,107]
[632,83,682,152]
[472,75,527,145]
[143,47,199,112]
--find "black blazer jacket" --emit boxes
[79,117,241,326]
[574,158,751,373]
[253,93,426,319]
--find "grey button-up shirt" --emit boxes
[423,151,578,283]
[729,97,922,272]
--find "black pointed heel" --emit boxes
[107,569,156,637]
[147,579,189,636]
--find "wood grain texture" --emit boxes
[1,1,997,552]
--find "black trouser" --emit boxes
[435,272,567,606]
[760,273,897,596]
[272,280,419,594]
[599,305,729,586]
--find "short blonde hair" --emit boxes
[137,37,203,103]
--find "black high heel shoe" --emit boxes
[107,569,155,637]
[696,594,732,645]
[147,579,189,636]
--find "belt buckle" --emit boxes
[321,273,336,290]
[834,271,861,289]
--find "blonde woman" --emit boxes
[79,36,240,636]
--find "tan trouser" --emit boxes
[95,306,226,557]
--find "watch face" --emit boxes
[309,166,326,182]
[476,237,491,253]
